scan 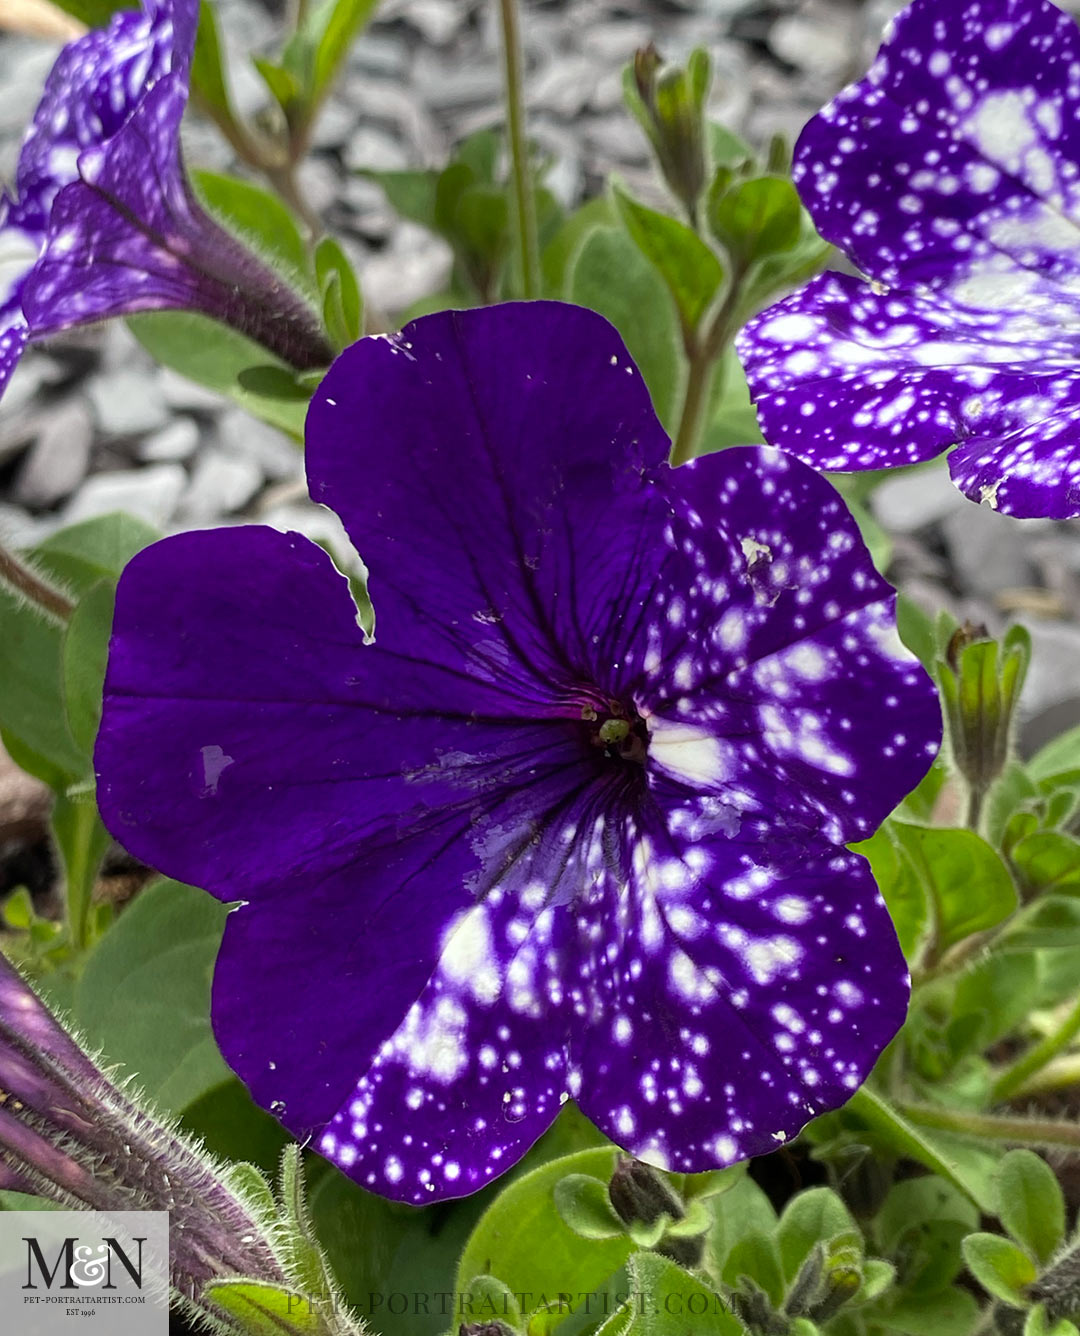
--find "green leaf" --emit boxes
[61,580,115,756]
[129,311,311,438]
[892,823,1018,953]
[191,2,238,136]
[852,823,929,962]
[871,1288,980,1336]
[1026,1303,1080,1336]
[876,1178,978,1297]
[723,1231,784,1306]
[314,237,363,348]
[37,514,160,586]
[460,1274,523,1331]
[854,1258,896,1305]
[1029,725,1080,783]
[542,196,617,297]
[49,0,124,25]
[1001,896,1080,951]
[570,226,683,430]
[72,879,230,1113]
[283,0,379,117]
[1011,831,1080,896]
[776,1188,856,1282]
[708,123,753,170]
[181,1080,292,1173]
[253,56,305,114]
[193,169,311,291]
[707,1174,778,1276]
[996,1150,1065,1265]
[0,588,83,787]
[361,169,440,229]
[202,1279,326,1335]
[455,1147,633,1328]
[708,175,801,263]
[553,1173,625,1240]
[962,1233,1036,1305]
[611,183,724,335]
[623,1252,745,1335]
[985,763,1040,850]
[699,345,764,452]
[951,951,1041,1057]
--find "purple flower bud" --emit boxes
[0,0,330,402]
[0,954,286,1310]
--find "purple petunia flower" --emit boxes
[738,0,1080,520]
[95,302,939,1205]
[0,0,328,398]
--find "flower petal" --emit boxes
[794,0,1080,290]
[22,78,209,333]
[948,383,1080,516]
[305,302,672,710]
[14,2,190,222]
[574,841,905,1170]
[741,0,1080,517]
[637,446,940,842]
[311,888,576,1203]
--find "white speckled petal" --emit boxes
[739,0,1080,519]
[575,843,904,1171]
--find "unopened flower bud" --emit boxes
[0,954,360,1336]
[625,44,711,224]
[937,621,1030,829]
[608,1155,684,1228]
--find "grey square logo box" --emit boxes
[0,1211,169,1334]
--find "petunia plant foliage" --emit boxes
[1,1,1080,1335]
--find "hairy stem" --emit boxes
[898,1099,1080,1150]
[496,0,540,299]
[993,993,1080,1103]
[0,543,73,621]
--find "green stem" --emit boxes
[669,263,747,467]
[669,344,715,467]
[993,993,1080,1103]
[496,0,540,299]
[0,543,72,622]
[53,795,110,955]
[966,780,986,832]
[897,1099,1080,1151]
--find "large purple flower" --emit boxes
[0,0,328,395]
[739,0,1080,519]
[95,302,939,1204]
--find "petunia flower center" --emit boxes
[581,700,649,765]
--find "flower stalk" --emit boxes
[495,0,540,299]
[0,543,73,622]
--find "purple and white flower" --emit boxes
[0,0,328,398]
[95,302,939,1204]
[739,0,1080,519]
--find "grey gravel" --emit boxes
[63,464,187,530]
[872,464,971,534]
[137,417,202,464]
[14,399,93,510]
[87,368,170,438]
[942,504,1041,603]
[179,448,264,522]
